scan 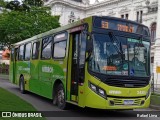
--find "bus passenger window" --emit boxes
[18,45,24,61]
[53,41,66,58]
[24,43,31,60]
[11,48,14,61]
[32,42,40,59]
[41,37,52,59]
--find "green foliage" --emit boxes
[0,0,6,7]
[0,6,60,47]
[24,0,44,7]
[0,62,6,68]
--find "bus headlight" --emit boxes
[90,83,97,92]
[89,82,107,99]
[146,88,151,99]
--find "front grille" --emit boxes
[113,98,141,106]
[105,79,148,88]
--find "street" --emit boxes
[0,79,159,120]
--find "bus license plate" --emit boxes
[124,100,134,105]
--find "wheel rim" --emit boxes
[57,89,64,106]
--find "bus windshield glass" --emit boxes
[89,33,150,77]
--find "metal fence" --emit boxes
[151,79,160,94]
[0,64,9,75]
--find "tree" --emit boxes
[0,0,6,7]
[0,1,60,47]
[24,0,44,7]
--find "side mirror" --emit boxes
[86,38,93,61]
[86,32,93,53]
[86,40,93,53]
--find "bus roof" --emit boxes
[12,17,85,47]
[12,16,149,47]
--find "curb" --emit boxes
[150,105,160,110]
[0,78,9,81]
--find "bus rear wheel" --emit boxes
[19,76,26,94]
[55,84,67,110]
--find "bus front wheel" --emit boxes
[19,76,26,94]
[55,84,67,110]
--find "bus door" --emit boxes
[70,31,86,105]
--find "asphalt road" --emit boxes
[0,79,159,120]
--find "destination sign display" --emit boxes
[94,17,150,36]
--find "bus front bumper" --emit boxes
[85,90,150,110]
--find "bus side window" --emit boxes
[53,32,68,59]
[53,41,67,58]
[11,48,14,61]
[32,41,40,59]
[18,45,24,61]
[15,48,18,61]
[24,43,31,61]
[41,36,52,59]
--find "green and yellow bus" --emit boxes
[9,16,151,110]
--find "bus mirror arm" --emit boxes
[86,39,93,61]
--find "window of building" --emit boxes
[151,57,154,63]
[136,11,143,23]
[18,45,24,60]
[24,43,31,60]
[140,11,143,23]
[32,41,40,59]
[125,14,128,20]
[121,15,124,19]
[121,14,128,19]
[41,36,52,59]
[136,11,139,22]
[151,23,157,42]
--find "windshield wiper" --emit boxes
[108,32,124,59]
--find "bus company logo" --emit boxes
[42,66,53,73]
[2,112,11,117]
[109,90,122,94]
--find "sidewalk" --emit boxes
[0,74,9,80]
[150,93,160,110]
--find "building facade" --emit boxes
[45,0,159,84]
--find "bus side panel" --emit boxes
[38,60,53,99]
[16,61,30,90]
[38,59,67,99]
[29,60,40,94]
[9,61,14,83]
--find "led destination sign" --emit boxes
[94,17,150,36]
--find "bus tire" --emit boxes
[19,76,26,94]
[56,83,67,110]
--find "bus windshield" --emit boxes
[89,33,150,77]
